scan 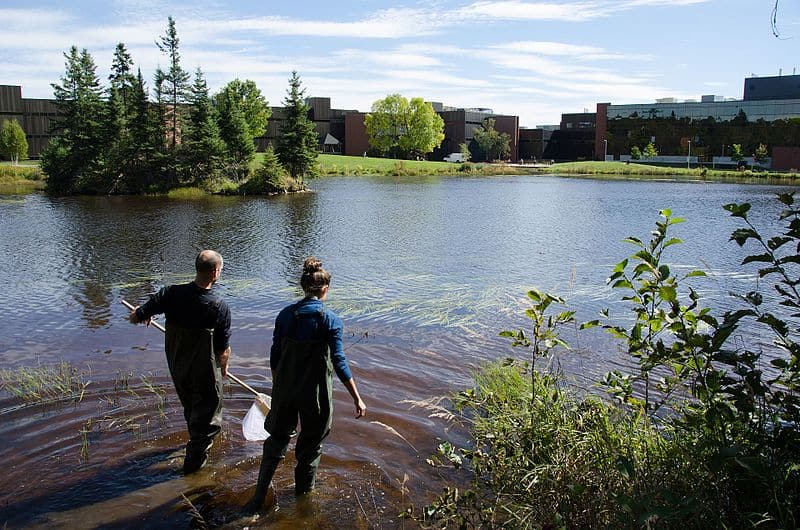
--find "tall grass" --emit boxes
[0,361,90,403]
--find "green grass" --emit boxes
[546,160,797,180]
[420,361,779,529]
[0,361,90,404]
[251,152,537,177]
[166,186,208,199]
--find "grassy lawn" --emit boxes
[546,160,797,180]
[252,152,536,176]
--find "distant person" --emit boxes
[129,250,231,474]
[246,257,366,512]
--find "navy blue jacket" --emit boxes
[270,297,352,383]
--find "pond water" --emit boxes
[0,174,795,528]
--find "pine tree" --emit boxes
[179,68,226,184]
[276,71,318,183]
[218,104,255,180]
[156,16,190,150]
[104,43,138,192]
[41,46,106,193]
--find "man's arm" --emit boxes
[216,346,231,377]
[128,287,168,326]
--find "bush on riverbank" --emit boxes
[421,197,800,528]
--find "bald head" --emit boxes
[195,250,223,285]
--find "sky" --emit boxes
[1,0,799,127]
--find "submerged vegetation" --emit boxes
[421,196,800,528]
[0,361,90,404]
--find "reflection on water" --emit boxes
[0,175,797,527]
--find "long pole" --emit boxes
[121,299,263,399]
[687,140,691,169]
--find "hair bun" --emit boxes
[303,257,323,274]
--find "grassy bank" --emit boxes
[420,202,800,528]
[250,153,537,177]
[0,163,45,193]
[546,160,797,180]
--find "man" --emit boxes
[129,249,232,474]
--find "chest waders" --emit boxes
[165,325,223,473]
[252,307,333,504]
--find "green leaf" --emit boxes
[659,208,672,218]
[663,237,682,248]
[777,192,794,206]
[667,216,685,225]
[612,279,633,289]
[767,236,793,251]
[742,253,774,265]
[730,228,761,246]
[685,270,707,278]
[723,202,751,218]
[580,320,600,329]
[622,237,643,246]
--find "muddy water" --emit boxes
[0,175,795,528]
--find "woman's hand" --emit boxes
[354,397,367,418]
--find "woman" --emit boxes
[246,257,367,512]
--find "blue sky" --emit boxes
[1,0,798,127]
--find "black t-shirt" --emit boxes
[137,282,231,353]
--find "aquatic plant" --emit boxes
[0,361,90,404]
[420,197,800,528]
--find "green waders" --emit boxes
[251,310,333,505]
[165,325,223,473]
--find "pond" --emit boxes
[0,174,795,528]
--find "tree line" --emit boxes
[42,17,318,195]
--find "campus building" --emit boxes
[595,74,800,169]
[0,85,58,158]
[1,83,520,163]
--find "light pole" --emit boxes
[603,139,608,161]
[687,140,691,169]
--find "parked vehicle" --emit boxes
[443,153,465,163]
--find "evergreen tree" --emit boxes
[217,104,254,180]
[0,119,28,164]
[179,68,225,184]
[126,69,159,191]
[241,145,289,194]
[276,71,318,183]
[104,43,138,192]
[156,16,190,152]
[41,46,106,193]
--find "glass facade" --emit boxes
[607,99,800,122]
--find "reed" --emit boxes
[0,361,90,404]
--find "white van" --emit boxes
[443,153,465,163]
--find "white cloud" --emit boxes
[458,1,604,21]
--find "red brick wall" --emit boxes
[595,103,609,160]
[772,146,800,171]
[344,112,370,156]
[493,115,520,161]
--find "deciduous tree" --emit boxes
[365,94,444,159]
[0,119,28,164]
[473,118,510,162]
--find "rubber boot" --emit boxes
[244,457,281,514]
[294,464,317,496]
